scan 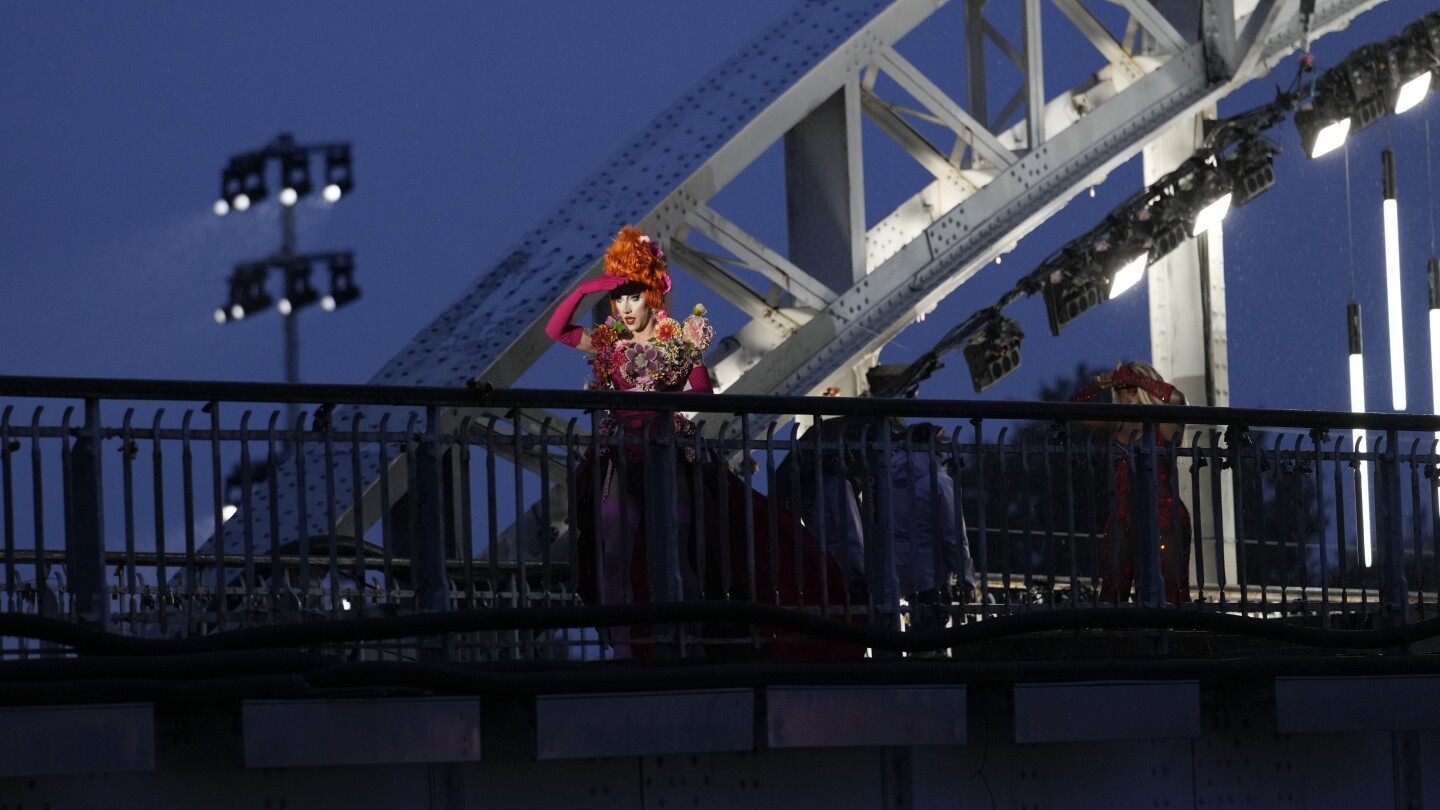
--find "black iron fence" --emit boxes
[2,375,1439,661]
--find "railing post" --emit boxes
[1377,428,1408,624]
[68,397,108,626]
[1133,424,1165,607]
[644,413,681,603]
[413,405,452,619]
[862,423,899,631]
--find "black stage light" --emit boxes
[320,253,360,311]
[1042,251,1104,337]
[1222,138,1277,209]
[963,316,1023,393]
[322,145,353,203]
[279,147,312,207]
[1391,17,1439,114]
[1145,204,1190,262]
[277,258,319,315]
[1179,161,1233,236]
[1095,231,1151,299]
[1339,44,1392,134]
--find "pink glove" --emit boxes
[1111,367,1175,403]
[545,275,628,347]
[686,365,714,394]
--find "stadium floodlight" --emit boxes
[320,253,360,311]
[279,146,312,207]
[322,145,353,203]
[218,261,274,323]
[277,258,319,315]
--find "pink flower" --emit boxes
[682,315,714,352]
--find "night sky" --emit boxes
[2,0,1437,416]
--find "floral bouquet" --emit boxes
[587,304,713,391]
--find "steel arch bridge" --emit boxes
[218,0,1388,560]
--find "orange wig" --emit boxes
[604,225,669,312]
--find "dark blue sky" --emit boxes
[2,1,1436,415]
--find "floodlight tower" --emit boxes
[211,133,358,428]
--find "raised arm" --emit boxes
[1068,370,1119,432]
[545,275,628,352]
[686,364,714,394]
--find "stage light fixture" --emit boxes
[1297,44,1392,159]
[1295,105,1352,159]
[1346,301,1374,566]
[322,145,353,203]
[279,147,312,207]
[1106,251,1149,299]
[1042,252,1103,337]
[1340,44,1392,133]
[963,316,1023,393]
[320,253,360,311]
[277,258,319,316]
[1393,16,1440,114]
[1177,160,1234,237]
[1382,148,1407,410]
[1222,139,1278,209]
[1145,207,1190,262]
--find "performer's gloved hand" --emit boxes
[576,275,629,296]
[546,275,630,347]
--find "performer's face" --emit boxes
[612,289,652,333]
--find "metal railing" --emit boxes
[2,375,1438,662]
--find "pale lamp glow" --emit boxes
[1395,72,1433,115]
[1107,254,1148,299]
[221,503,238,523]
[233,193,251,212]
[1384,198,1406,410]
[212,199,230,217]
[213,308,227,325]
[341,598,352,611]
[1349,352,1373,567]
[1191,192,1232,236]
[322,184,343,203]
[320,295,337,312]
[277,298,293,316]
[278,187,299,207]
[230,304,245,321]
[1311,118,1351,159]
